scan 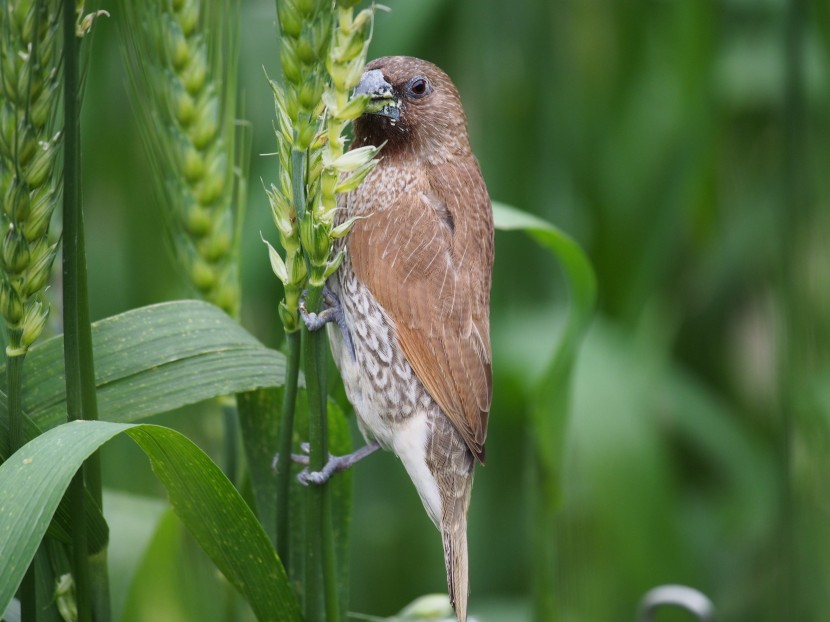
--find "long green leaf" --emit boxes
[492,202,596,471]
[0,300,282,559]
[0,300,286,434]
[492,202,597,621]
[0,420,301,622]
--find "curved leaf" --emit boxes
[0,301,285,559]
[0,420,301,622]
[0,300,286,434]
[492,202,596,466]
[492,202,597,620]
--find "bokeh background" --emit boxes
[75,1,828,620]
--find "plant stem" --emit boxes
[319,335,339,622]
[6,352,37,622]
[7,347,24,454]
[275,329,301,566]
[77,219,103,506]
[302,283,328,622]
[294,73,342,622]
[222,402,239,482]
[62,1,109,620]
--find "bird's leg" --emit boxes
[297,441,381,486]
[299,285,355,360]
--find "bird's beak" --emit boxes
[355,69,401,121]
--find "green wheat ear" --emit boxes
[266,0,379,332]
[119,0,250,319]
[0,0,63,356]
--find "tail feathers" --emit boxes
[442,514,469,622]
[439,463,473,622]
[422,412,476,621]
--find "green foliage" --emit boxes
[0,300,288,619]
[493,202,597,619]
[0,0,825,620]
[0,300,286,438]
[0,419,300,621]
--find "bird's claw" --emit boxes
[297,467,331,486]
[296,455,338,486]
[321,286,338,309]
[271,448,312,473]
[298,287,356,361]
[293,442,381,486]
[299,286,339,332]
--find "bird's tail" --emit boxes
[440,470,473,622]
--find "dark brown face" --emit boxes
[353,56,471,159]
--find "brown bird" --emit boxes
[301,56,493,621]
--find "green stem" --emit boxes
[302,285,324,622]
[18,568,36,622]
[222,402,239,482]
[308,294,338,621]
[302,283,338,622]
[7,348,24,454]
[77,220,103,506]
[319,416,340,622]
[275,329,301,566]
[532,457,558,621]
[62,1,109,620]
[69,471,92,622]
[6,352,37,622]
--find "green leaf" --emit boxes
[492,202,596,469]
[0,420,301,622]
[492,202,597,620]
[0,301,284,560]
[0,300,286,434]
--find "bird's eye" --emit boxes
[406,76,431,99]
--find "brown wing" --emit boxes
[348,158,494,462]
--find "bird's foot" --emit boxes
[271,442,312,473]
[296,442,381,486]
[299,285,356,360]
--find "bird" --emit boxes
[300,56,493,622]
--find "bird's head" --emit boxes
[353,56,471,161]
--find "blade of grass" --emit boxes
[492,202,597,621]
[0,420,302,622]
[0,301,287,433]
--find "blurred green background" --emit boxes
[76,0,828,620]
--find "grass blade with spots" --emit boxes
[0,300,286,433]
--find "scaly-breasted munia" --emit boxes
[302,56,493,622]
